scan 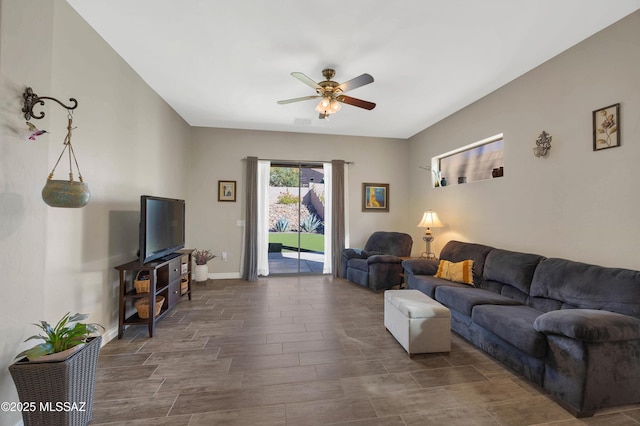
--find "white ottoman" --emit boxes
[384,289,451,356]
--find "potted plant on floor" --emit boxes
[193,249,217,282]
[9,312,104,426]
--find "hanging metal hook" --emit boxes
[22,87,78,120]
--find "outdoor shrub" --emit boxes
[273,217,290,232]
[277,190,299,205]
[300,214,322,233]
[270,167,299,187]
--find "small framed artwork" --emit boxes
[362,183,389,212]
[593,103,620,151]
[218,180,236,202]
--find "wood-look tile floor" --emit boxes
[90,276,640,425]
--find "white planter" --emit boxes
[194,264,209,282]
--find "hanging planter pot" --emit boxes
[21,87,91,208]
[42,114,90,208]
[42,179,90,208]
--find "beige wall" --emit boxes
[407,11,640,270]
[0,1,190,423]
[188,127,410,276]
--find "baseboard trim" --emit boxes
[102,326,118,346]
[208,272,242,279]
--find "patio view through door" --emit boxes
[268,162,325,274]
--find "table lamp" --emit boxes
[417,210,444,258]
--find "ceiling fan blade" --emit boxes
[291,72,321,90]
[337,95,376,110]
[336,73,374,93]
[277,95,320,105]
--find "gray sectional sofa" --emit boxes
[402,240,640,417]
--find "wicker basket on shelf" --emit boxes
[134,271,150,293]
[135,296,164,319]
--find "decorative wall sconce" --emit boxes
[533,130,552,158]
[22,87,90,208]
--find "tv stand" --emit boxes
[159,252,182,262]
[115,249,193,338]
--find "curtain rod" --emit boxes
[241,157,353,165]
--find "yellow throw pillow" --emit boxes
[435,259,474,285]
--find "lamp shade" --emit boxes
[417,210,444,228]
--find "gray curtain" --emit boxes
[331,160,345,278]
[243,156,258,281]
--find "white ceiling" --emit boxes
[65,0,640,139]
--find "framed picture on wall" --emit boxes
[218,180,236,202]
[362,183,389,212]
[593,103,620,151]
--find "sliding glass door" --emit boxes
[267,162,326,274]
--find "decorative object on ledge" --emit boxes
[417,210,444,258]
[21,87,90,208]
[432,169,441,187]
[533,130,552,158]
[593,103,620,151]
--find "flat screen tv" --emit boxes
[139,195,185,264]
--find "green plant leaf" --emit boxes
[18,312,103,358]
[69,313,89,322]
[37,320,54,336]
[15,342,54,360]
[24,334,46,343]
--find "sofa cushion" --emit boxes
[440,240,494,286]
[472,304,547,358]
[483,249,545,295]
[402,258,439,276]
[435,259,474,285]
[406,274,468,298]
[530,258,640,318]
[533,309,640,342]
[435,286,522,316]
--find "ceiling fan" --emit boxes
[277,68,376,119]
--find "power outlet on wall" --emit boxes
[221,251,228,261]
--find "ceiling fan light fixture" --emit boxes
[315,96,337,115]
[281,69,374,118]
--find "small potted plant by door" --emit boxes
[193,249,216,282]
[9,312,104,426]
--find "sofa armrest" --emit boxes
[401,258,439,275]
[367,254,402,264]
[533,309,640,342]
